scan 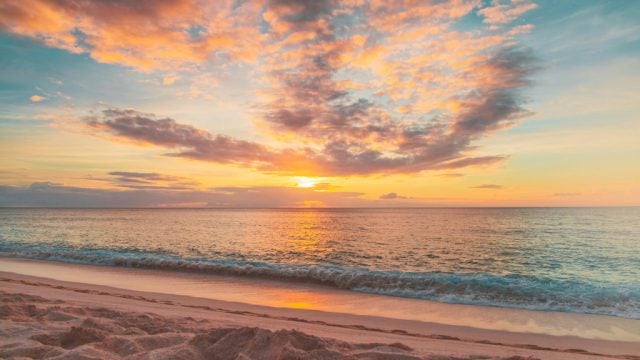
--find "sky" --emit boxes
[0,0,639,208]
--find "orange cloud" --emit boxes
[0,0,261,71]
[5,0,539,177]
[0,181,369,208]
[162,75,180,86]
[252,1,537,175]
[479,0,538,27]
[84,92,522,176]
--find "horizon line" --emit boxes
[1,206,638,210]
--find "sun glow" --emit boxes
[295,177,321,188]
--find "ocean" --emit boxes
[1,207,639,319]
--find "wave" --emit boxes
[1,244,639,319]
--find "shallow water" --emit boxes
[1,207,639,318]
[4,257,640,342]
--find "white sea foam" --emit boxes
[1,245,639,320]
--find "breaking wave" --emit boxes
[1,244,639,319]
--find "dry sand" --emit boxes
[2,271,640,359]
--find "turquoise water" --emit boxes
[0,208,638,318]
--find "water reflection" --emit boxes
[1,208,639,318]
[1,208,638,284]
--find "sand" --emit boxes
[1,266,640,359]
[1,290,422,360]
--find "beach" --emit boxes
[2,258,639,359]
[2,208,639,359]
[2,0,639,357]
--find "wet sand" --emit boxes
[1,258,639,359]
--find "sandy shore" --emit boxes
[1,270,639,360]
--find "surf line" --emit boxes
[1,276,636,360]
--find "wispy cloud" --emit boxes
[85,171,197,191]
[84,75,531,176]
[552,192,581,197]
[254,1,539,176]
[479,0,538,27]
[437,173,464,178]
[162,76,180,86]
[84,108,281,168]
[471,184,504,189]
[0,0,261,71]
[0,182,369,208]
[107,172,183,182]
[379,192,409,200]
[4,0,539,178]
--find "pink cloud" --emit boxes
[4,0,539,177]
[162,75,180,86]
[471,184,503,189]
[0,0,261,71]
[479,0,538,26]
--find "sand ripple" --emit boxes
[0,291,539,359]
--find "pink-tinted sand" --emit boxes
[1,258,639,359]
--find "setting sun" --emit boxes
[295,177,322,188]
[0,1,639,358]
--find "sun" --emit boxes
[295,177,321,188]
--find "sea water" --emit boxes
[1,207,638,319]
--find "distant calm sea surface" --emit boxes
[1,208,639,318]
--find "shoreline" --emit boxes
[1,259,640,358]
[2,272,639,359]
[1,254,637,323]
[1,257,639,341]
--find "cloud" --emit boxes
[29,181,63,189]
[84,171,197,191]
[83,54,536,176]
[162,76,180,85]
[379,192,409,200]
[10,0,539,177]
[84,109,279,167]
[108,171,184,182]
[30,95,45,102]
[48,77,63,85]
[552,192,581,197]
[479,0,538,26]
[471,184,503,189]
[310,182,337,191]
[0,0,261,71]
[253,0,539,175]
[0,182,369,208]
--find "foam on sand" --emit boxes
[2,256,640,344]
[2,270,640,359]
[2,246,638,319]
